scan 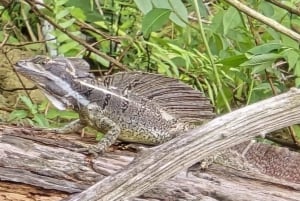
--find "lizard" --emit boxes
[14,55,215,154]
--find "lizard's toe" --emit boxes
[71,145,105,157]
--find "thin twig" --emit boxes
[0,86,37,92]
[2,50,34,104]
[224,0,300,42]
[4,39,55,47]
[0,25,10,48]
[20,2,37,41]
[23,0,129,70]
[265,0,300,16]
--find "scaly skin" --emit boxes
[14,56,215,155]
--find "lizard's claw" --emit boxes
[70,143,106,157]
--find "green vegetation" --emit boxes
[1,0,300,141]
[9,95,78,127]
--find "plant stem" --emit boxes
[193,0,231,112]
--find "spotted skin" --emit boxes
[14,56,215,155]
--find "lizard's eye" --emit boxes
[31,56,50,65]
[39,59,49,65]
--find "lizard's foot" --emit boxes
[42,120,85,134]
[69,142,107,157]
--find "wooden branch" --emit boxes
[66,88,300,201]
[0,125,300,201]
[224,0,300,42]
[266,0,300,16]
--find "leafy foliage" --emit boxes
[8,95,78,127]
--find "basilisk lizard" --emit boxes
[14,56,215,154]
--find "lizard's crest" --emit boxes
[101,72,215,122]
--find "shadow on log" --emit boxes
[1,89,300,200]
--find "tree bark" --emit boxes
[1,126,300,201]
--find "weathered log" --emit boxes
[0,125,300,201]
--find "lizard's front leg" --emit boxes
[74,116,121,155]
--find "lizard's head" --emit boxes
[14,56,92,110]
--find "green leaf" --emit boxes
[33,114,49,127]
[45,108,60,119]
[194,0,208,19]
[57,110,79,119]
[46,108,78,120]
[142,8,171,37]
[169,0,188,27]
[8,110,28,121]
[292,125,300,138]
[250,83,274,103]
[210,10,224,33]
[59,18,76,28]
[57,0,69,6]
[70,7,86,21]
[294,61,300,77]
[134,0,152,14]
[253,83,272,91]
[57,31,80,42]
[223,7,241,35]
[295,78,300,88]
[241,53,282,66]
[56,33,70,43]
[66,0,102,22]
[151,0,171,9]
[151,0,187,27]
[96,132,104,141]
[170,13,185,27]
[56,9,70,20]
[258,1,274,17]
[218,54,247,66]
[90,54,110,68]
[252,63,270,74]
[282,49,299,70]
[38,100,49,112]
[281,34,299,49]
[19,96,37,114]
[59,41,79,54]
[247,43,282,55]
[209,33,225,54]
